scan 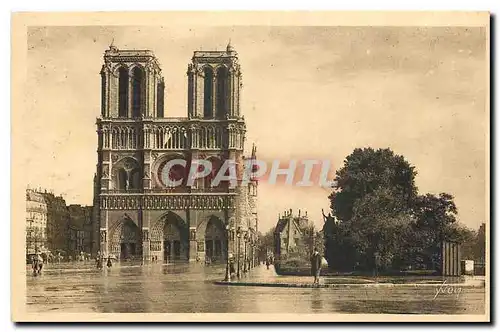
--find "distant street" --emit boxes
[25,263,485,314]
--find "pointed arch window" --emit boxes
[117,169,128,190]
[101,72,106,117]
[157,80,165,118]
[118,67,129,117]
[131,67,144,118]
[129,168,142,189]
[216,66,229,118]
[203,67,214,118]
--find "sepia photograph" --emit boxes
[10,11,490,322]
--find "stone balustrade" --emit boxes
[100,193,236,210]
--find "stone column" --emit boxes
[128,73,133,118]
[142,148,152,190]
[189,226,197,262]
[196,70,204,118]
[99,229,107,256]
[142,228,150,262]
[212,75,217,118]
[229,68,235,117]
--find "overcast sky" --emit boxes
[24,25,487,232]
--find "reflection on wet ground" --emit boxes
[25,263,485,314]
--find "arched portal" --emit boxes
[109,217,140,260]
[150,212,189,262]
[204,216,227,263]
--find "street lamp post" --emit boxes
[249,235,253,270]
[243,232,248,273]
[224,224,231,282]
[252,235,256,268]
[236,227,242,278]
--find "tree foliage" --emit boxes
[324,147,474,272]
[330,148,418,222]
[257,229,274,261]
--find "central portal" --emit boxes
[151,212,189,262]
[204,216,227,264]
[163,240,181,261]
[120,243,137,259]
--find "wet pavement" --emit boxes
[25,263,485,314]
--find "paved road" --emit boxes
[25,263,485,314]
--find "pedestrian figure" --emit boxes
[37,253,44,274]
[310,247,322,285]
[96,251,103,270]
[106,255,113,268]
[266,257,270,270]
[230,257,236,276]
[31,255,38,276]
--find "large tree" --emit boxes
[325,147,462,272]
[329,148,418,222]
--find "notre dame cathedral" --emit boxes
[94,42,258,264]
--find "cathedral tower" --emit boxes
[100,44,165,119]
[187,42,242,120]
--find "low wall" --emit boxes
[274,264,440,277]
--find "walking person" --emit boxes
[106,255,113,269]
[229,255,236,276]
[35,252,44,275]
[96,251,103,270]
[31,255,38,276]
[310,247,322,285]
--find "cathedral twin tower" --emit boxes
[95,43,258,264]
[100,42,241,120]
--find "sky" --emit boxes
[23,25,487,232]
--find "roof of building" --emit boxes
[26,190,46,204]
[274,216,309,236]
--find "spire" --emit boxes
[109,38,118,52]
[226,39,235,53]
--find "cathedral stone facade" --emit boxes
[95,43,258,263]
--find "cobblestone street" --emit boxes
[24,263,485,314]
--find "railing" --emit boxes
[100,192,237,210]
[105,189,144,194]
[97,118,246,151]
[103,187,234,194]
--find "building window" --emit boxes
[101,72,106,116]
[156,80,165,117]
[129,168,142,189]
[118,67,129,117]
[203,67,213,118]
[131,67,144,118]
[117,168,128,190]
[216,66,228,118]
